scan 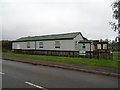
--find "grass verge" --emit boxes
[2,52,119,68]
[113,51,120,57]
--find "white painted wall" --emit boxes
[12,40,75,51]
[73,34,83,41]
[12,41,35,50]
[12,34,89,51]
[73,34,84,50]
[36,40,75,51]
[78,43,93,51]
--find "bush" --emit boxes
[0,40,12,52]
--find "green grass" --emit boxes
[2,52,119,68]
[113,52,120,57]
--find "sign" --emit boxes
[79,51,86,55]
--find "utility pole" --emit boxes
[90,41,92,58]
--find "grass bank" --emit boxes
[2,52,119,68]
[113,51,120,57]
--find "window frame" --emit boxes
[75,41,77,49]
[55,41,60,48]
[27,42,30,48]
[103,44,107,49]
[97,44,101,49]
[39,42,43,48]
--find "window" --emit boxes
[82,44,86,48]
[55,41,60,48]
[103,44,107,49]
[75,41,77,49]
[39,42,43,48]
[27,42,30,48]
[97,44,101,49]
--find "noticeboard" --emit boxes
[79,51,86,55]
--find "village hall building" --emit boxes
[12,32,108,56]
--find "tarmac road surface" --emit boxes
[2,59,118,88]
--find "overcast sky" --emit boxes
[1,0,117,41]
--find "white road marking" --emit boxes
[0,72,5,75]
[25,81,47,89]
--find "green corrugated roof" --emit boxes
[14,32,83,41]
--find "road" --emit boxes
[2,59,118,88]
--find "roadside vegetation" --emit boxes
[113,51,120,57]
[2,52,119,68]
[0,40,12,52]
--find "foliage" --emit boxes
[2,52,119,68]
[0,40,12,52]
[112,42,120,51]
[110,0,120,42]
[112,0,120,20]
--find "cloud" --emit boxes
[1,0,117,40]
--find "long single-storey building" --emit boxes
[12,32,108,56]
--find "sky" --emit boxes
[0,0,117,41]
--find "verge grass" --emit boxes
[113,51,120,57]
[2,52,119,68]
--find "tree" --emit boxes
[100,39,104,42]
[110,0,120,42]
[0,40,12,52]
[99,38,111,43]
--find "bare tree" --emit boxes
[110,0,120,42]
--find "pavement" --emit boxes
[2,55,120,77]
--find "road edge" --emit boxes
[2,56,120,77]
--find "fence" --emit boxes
[13,49,113,60]
[79,51,113,60]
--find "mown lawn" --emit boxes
[113,51,120,57]
[2,52,119,68]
